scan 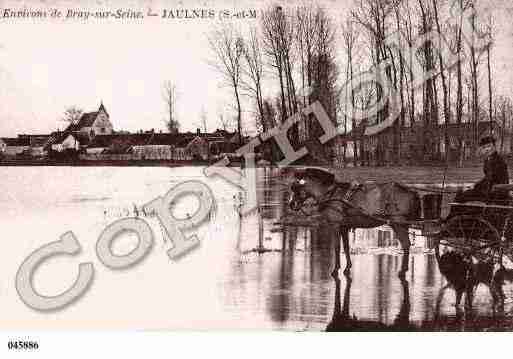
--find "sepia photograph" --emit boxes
[1,0,513,354]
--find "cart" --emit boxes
[433,184,513,265]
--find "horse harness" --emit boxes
[315,181,400,225]
[316,182,365,217]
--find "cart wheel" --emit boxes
[436,215,502,263]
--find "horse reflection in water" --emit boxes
[288,167,421,278]
[326,275,413,331]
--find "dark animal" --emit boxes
[435,250,506,314]
[289,167,421,278]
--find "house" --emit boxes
[398,120,505,162]
[86,134,116,154]
[47,132,81,152]
[132,130,237,161]
[84,128,245,161]
[133,129,230,161]
[87,133,153,155]
[332,118,510,166]
[208,130,244,156]
[2,137,30,156]
[131,133,181,160]
[174,129,230,161]
[182,135,208,160]
[17,134,52,157]
[65,102,114,142]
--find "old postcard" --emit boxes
[1,0,513,343]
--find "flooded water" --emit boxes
[1,166,513,331]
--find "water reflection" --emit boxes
[223,247,513,330]
[4,166,513,330]
[326,276,412,331]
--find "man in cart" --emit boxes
[448,136,510,218]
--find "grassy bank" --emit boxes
[328,165,486,184]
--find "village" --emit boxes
[2,101,512,169]
[0,102,248,165]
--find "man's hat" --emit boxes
[479,136,496,146]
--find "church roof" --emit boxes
[65,103,109,132]
[98,102,109,117]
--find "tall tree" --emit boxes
[486,13,494,138]
[197,106,208,133]
[240,26,266,132]
[432,0,451,161]
[352,0,399,165]
[162,80,179,134]
[208,22,244,145]
[262,7,289,125]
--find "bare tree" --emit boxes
[486,12,494,137]
[196,106,208,133]
[240,26,266,132]
[494,96,513,152]
[162,80,179,134]
[352,0,400,165]
[432,0,450,160]
[296,4,318,109]
[208,22,244,145]
[417,0,438,160]
[454,0,472,165]
[217,111,234,132]
[468,0,480,154]
[341,18,360,165]
[261,6,298,130]
[62,106,83,124]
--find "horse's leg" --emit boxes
[490,282,502,315]
[392,224,411,279]
[435,283,450,321]
[464,283,474,311]
[492,270,505,313]
[331,228,341,278]
[341,227,352,276]
[455,289,464,317]
[394,278,411,327]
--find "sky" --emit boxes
[0,0,511,138]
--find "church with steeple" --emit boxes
[65,102,114,140]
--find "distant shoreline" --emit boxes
[0,159,213,167]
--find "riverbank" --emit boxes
[330,165,487,184]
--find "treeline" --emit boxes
[208,0,513,165]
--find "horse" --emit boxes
[288,167,421,278]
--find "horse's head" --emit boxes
[289,168,336,212]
